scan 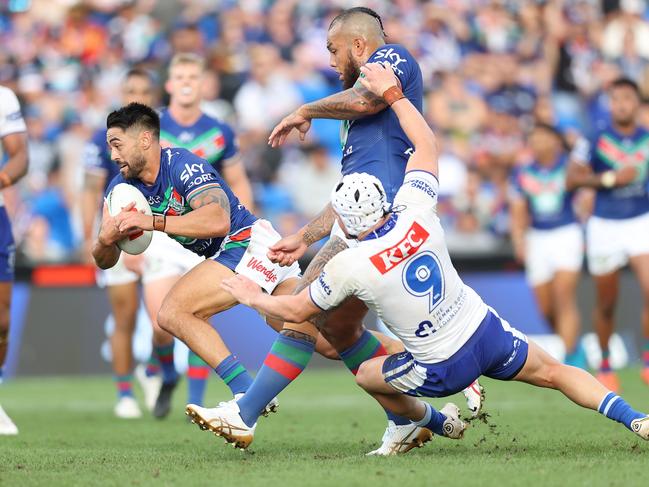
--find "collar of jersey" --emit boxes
[361,213,399,241]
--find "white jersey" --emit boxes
[310,171,488,364]
[0,85,27,207]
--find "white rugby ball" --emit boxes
[107,183,153,255]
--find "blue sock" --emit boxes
[155,343,178,384]
[415,402,447,436]
[598,392,645,430]
[215,354,254,396]
[237,333,315,427]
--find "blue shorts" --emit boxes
[382,309,529,397]
[0,207,15,282]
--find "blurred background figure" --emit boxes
[510,123,586,368]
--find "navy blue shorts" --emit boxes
[382,309,529,397]
[0,207,15,282]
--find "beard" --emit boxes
[122,153,147,179]
[341,53,361,90]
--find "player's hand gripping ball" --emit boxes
[107,183,153,255]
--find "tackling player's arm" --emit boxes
[267,203,336,266]
[358,62,438,175]
[224,255,354,323]
[566,137,637,190]
[223,275,320,323]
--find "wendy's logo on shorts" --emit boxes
[370,221,429,274]
[246,257,278,283]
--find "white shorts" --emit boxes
[141,232,204,284]
[96,233,203,287]
[233,219,301,294]
[586,212,649,275]
[525,223,584,286]
[96,252,139,287]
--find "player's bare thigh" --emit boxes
[159,259,238,324]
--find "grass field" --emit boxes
[1,367,647,487]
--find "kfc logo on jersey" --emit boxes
[370,221,429,274]
[246,257,278,283]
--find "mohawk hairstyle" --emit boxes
[329,6,386,38]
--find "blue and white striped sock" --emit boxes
[598,392,645,430]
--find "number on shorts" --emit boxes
[402,251,444,313]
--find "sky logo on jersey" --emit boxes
[373,47,407,76]
[180,162,206,183]
[369,221,429,274]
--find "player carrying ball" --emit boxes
[219,62,649,452]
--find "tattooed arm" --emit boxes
[267,203,336,266]
[268,83,389,147]
[113,186,231,239]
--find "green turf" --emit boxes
[0,368,647,487]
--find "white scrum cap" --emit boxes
[331,172,389,237]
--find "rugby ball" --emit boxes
[107,183,153,255]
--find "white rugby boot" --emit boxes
[0,405,18,435]
[114,396,142,419]
[233,393,279,417]
[186,400,256,449]
[631,416,649,440]
[134,364,162,413]
[366,421,433,456]
[440,402,467,439]
[462,380,485,418]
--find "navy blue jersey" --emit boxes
[159,108,238,173]
[84,128,119,193]
[340,44,423,203]
[510,156,577,230]
[586,125,649,219]
[105,147,256,258]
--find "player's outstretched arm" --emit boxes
[222,275,319,323]
[267,203,336,265]
[358,62,438,176]
[268,84,388,147]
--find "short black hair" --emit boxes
[107,102,160,139]
[610,77,640,95]
[329,7,386,37]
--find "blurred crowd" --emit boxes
[2,0,649,265]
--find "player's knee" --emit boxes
[354,362,372,390]
[157,300,179,335]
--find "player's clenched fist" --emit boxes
[267,233,307,266]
